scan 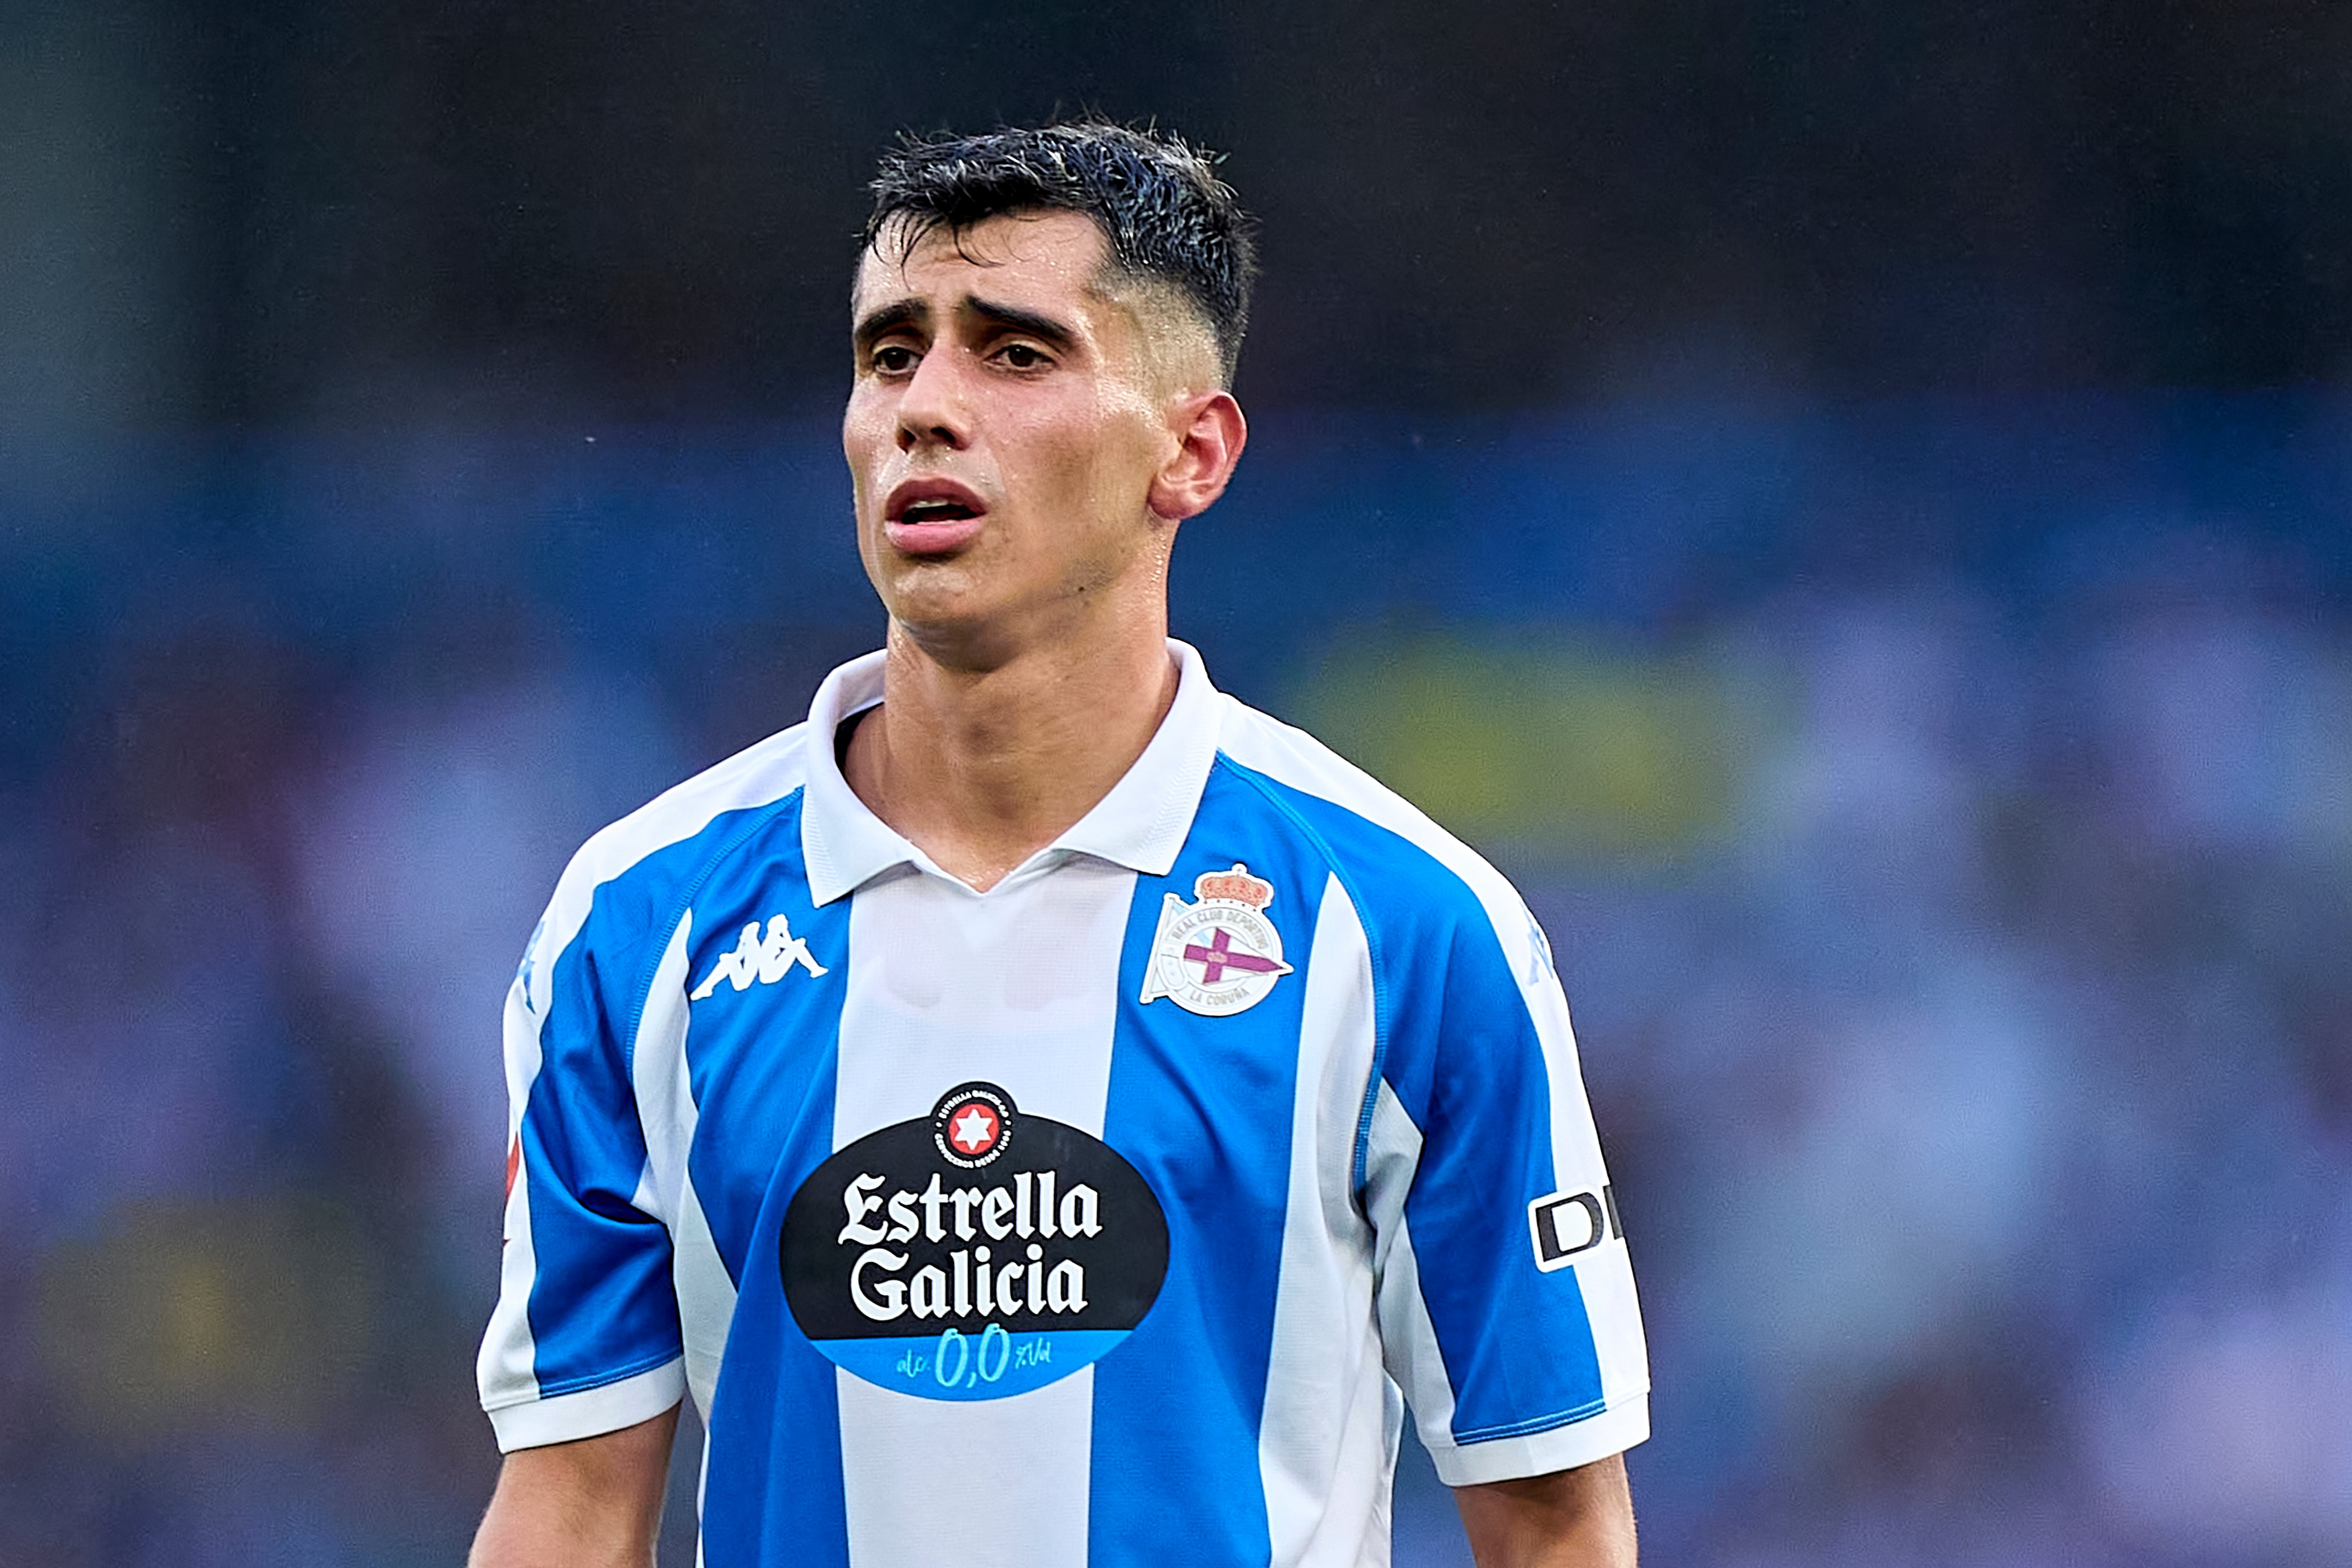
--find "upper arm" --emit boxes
[1454,1453,1636,1568]
[469,1406,679,1568]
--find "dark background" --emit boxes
[4,2,2350,1564]
[24,0,2352,427]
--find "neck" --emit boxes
[843,598,1180,893]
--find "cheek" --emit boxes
[986,414,1094,517]
[1041,401,1158,505]
[841,397,895,486]
[1091,411,1168,512]
[987,395,1161,538]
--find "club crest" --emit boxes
[1139,863,1294,1018]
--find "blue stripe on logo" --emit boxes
[816,1328,1131,1402]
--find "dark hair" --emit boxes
[864,122,1257,386]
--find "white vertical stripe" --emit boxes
[1259,878,1393,1568]
[1362,1083,1456,1453]
[829,860,1128,1137]
[1378,1215,1457,1457]
[478,971,547,1410]
[631,911,739,1421]
[831,856,1135,1568]
[837,1367,1096,1566]
[695,1438,710,1568]
[1578,1238,1649,1411]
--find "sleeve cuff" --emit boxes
[1426,1394,1650,1488]
[484,1358,686,1454]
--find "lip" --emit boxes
[882,477,989,557]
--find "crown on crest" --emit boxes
[1194,863,1275,909]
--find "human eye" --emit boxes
[993,341,1053,372]
[869,342,920,376]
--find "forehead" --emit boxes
[850,209,1114,322]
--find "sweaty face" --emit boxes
[843,211,1179,662]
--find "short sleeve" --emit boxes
[476,892,685,1452]
[1365,891,1650,1486]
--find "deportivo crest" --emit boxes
[1139,863,1294,1017]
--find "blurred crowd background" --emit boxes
[4,2,2349,1564]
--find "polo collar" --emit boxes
[800,639,1226,906]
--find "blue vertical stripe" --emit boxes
[696,1046,850,1567]
[1222,763,1608,1448]
[1088,762,1327,1568]
[679,794,851,1281]
[678,790,853,1564]
[515,1068,677,1394]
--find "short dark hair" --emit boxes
[864,122,1257,386]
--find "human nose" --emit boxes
[896,344,971,452]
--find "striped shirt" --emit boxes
[479,641,1648,1566]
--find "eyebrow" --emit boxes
[959,296,1079,352]
[850,294,1087,362]
[851,299,926,358]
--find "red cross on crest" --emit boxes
[1181,925,1287,984]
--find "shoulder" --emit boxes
[1209,696,1549,982]
[534,721,816,967]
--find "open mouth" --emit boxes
[894,498,977,525]
[883,481,989,555]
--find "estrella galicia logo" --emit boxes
[781,1083,1169,1401]
[933,1082,1011,1169]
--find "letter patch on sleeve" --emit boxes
[1527,1186,1624,1272]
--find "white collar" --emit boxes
[800,639,1225,905]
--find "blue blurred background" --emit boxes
[4,3,2350,1564]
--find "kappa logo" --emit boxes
[514,915,547,1011]
[1140,863,1294,1018]
[690,913,828,1000]
[1524,912,1558,988]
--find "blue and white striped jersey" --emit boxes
[479,642,1648,1567]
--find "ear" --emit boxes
[1147,390,1248,522]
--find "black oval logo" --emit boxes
[781,1084,1169,1401]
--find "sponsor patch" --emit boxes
[1527,1185,1623,1272]
[781,1083,1169,1401]
[1139,863,1294,1018]
[933,1082,1010,1169]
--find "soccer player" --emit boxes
[470,123,1647,1567]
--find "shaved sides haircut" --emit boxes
[864,122,1258,387]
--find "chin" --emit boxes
[882,581,1013,650]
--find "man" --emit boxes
[470,123,1647,1567]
